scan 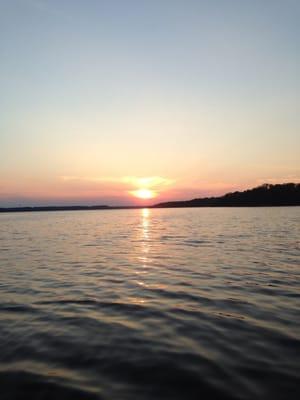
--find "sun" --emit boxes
[131,188,156,199]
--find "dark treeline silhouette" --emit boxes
[154,183,300,208]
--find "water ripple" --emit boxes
[0,207,299,399]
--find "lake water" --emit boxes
[0,207,299,400]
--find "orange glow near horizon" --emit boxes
[131,188,156,200]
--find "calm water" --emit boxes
[0,208,299,400]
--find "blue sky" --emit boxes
[0,0,299,205]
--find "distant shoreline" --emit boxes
[1,183,299,213]
[0,204,300,214]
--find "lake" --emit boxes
[0,207,299,399]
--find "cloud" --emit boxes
[60,175,174,189]
[60,176,117,183]
[121,176,174,188]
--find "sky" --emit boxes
[0,0,299,206]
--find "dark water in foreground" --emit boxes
[0,208,299,400]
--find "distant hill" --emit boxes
[154,183,300,208]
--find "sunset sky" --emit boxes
[1,0,299,206]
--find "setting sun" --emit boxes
[131,189,156,199]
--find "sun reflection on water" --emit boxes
[135,208,151,277]
[142,208,150,237]
[127,209,154,305]
[141,208,150,252]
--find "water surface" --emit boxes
[0,208,299,399]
